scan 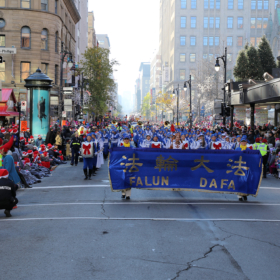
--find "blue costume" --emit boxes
[1,155,21,184]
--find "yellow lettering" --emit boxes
[200,178,207,188]
[136,177,143,186]
[161,176,169,186]
[145,177,152,186]
[209,179,217,188]
[221,179,228,189]
[228,180,235,190]
[153,176,160,186]
[129,177,136,186]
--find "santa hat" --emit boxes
[8,129,13,133]
[20,137,25,142]
[262,139,268,143]
[27,150,33,155]
[24,141,28,146]
[22,152,28,157]
[13,129,18,134]
[1,128,6,134]
[0,169,9,179]
[33,150,39,155]
[38,135,41,138]
[59,151,62,154]
[27,128,30,131]
[0,136,14,153]
[40,144,46,151]
[47,143,53,149]
[30,136,34,140]
[43,152,49,157]
[24,158,31,165]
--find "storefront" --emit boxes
[0,88,19,126]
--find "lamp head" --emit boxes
[215,59,220,72]
[184,82,187,92]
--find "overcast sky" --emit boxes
[89,0,160,99]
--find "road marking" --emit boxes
[0,217,280,222]
[23,186,280,190]
[17,202,280,207]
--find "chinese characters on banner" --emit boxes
[109,149,263,197]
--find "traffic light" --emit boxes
[0,56,2,63]
[220,103,225,117]
[225,106,231,117]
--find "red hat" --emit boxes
[13,129,18,134]
[27,150,33,155]
[59,151,62,154]
[8,129,13,133]
[20,137,25,142]
[47,143,53,148]
[0,169,9,179]
[262,139,267,143]
[27,128,30,130]
[38,135,41,138]
[255,138,260,143]
[33,150,39,155]
[0,136,14,153]
[30,136,34,139]
[1,128,6,134]
[43,152,48,157]
[22,152,28,157]
[0,138,2,146]
[24,158,31,165]
[25,141,28,146]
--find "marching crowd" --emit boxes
[1,119,280,217]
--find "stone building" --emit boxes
[88,11,97,48]
[0,0,80,108]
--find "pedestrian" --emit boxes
[45,127,55,145]
[55,130,63,150]
[70,132,81,166]
[35,135,45,147]
[0,169,18,217]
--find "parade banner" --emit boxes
[109,148,263,197]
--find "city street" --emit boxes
[0,161,280,280]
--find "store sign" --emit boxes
[21,101,27,111]
[0,48,16,54]
[163,66,170,82]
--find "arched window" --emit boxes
[21,26,31,49]
[55,31,58,53]
[41,28,48,50]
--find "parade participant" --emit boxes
[110,130,119,148]
[235,137,251,151]
[170,136,185,150]
[256,138,269,179]
[141,135,152,148]
[70,132,81,166]
[195,134,207,149]
[222,136,232,150]
[0,169,18,217]
[234,135,242,149]
[151,136,163,148]
[81,134,96,180]
[207,134,222,150]
[181,134,189,149]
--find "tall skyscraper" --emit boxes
[139,62,151,103]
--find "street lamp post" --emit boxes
[173,84,179,126]
[215,47,227,126]
[184,75,192,129]
[59,42,73,126]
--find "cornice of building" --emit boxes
[63,0,81,24]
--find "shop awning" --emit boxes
[0,105,19,116]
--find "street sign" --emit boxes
[0,48,16,54]
[64,99,72,106]
[63,87,73,95]
[21,101,27,111]
[62,111,66,117]
[65,105,72,112]
[20,121,28,132]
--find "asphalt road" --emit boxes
[0,159,280,280]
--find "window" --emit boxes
[257,18,262,28]
[190,36,196,46]
[209,54,214,62]
[204,0,208,9]
[228,0,233,9]
[251,18,256,29]
[191,17,196,28]
[227,36,233,46]
[0,35,5,47]
[227,17,233,28]
[180,36,186,46]
[203,37,208,46]
[237,36,243,46]
[0,0,5,7]
[210,0,214,9]
[55,32,58,52]
[55,0,58,14]
[55,65,59,85]
[209,17,214,28]
[204,17,208,28]
[209,37,214,46]
[21,0,31,8]
[257,0,262,9]
[227,54,232,62]
[216,0,220,9]
[203,54,208,60]
[0,19,5,28]
[238,0,244,9]
[190,54,196,62]
[20,62,30,82]
[41,63,48,75]
[215,37,219,46]
[41,29,48,50]
[238,17,243,29]
[263,18,268,29]
[264,0,269,9]
[21,26,31,48]
[0,61,5,81]
[216,17,220,28]
[250,37,256,46]
[256,37,261,45]
[191,0,196,9]
[180,53,186,62]
[181,0,187,8]
[180,70,186,80]
[251,0,256,9]
[181,17,186,28]
[275,1,280,8]
[41,0,48,11]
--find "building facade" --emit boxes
[159,0,274,94]
[0,0,80,124]
[139,62,150,104]
[88,11,97,48]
